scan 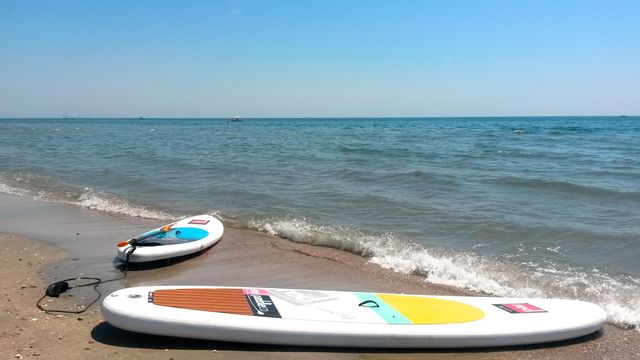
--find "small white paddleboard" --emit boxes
[116,215,223,263]
[102,286,606,348]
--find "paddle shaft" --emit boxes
[118,223,175,247]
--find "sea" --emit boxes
[1,116,638,328]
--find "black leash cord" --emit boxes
[36,245,136,315]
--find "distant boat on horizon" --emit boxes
[230,116,242,122]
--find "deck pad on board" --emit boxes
[136,227,209,246]
[151,288,484,324]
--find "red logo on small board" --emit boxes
[188,219,210,225]
[493,303,547,314]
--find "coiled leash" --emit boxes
[35,245,137,315]
[36,222,175,314]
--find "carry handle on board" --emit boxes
[358,300,380,308]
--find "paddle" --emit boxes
[117,222,176,247]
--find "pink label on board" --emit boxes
[243,288,269,295]
[494,303,547,313]
[188,219,210,225]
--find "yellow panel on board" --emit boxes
[377,294,485,324]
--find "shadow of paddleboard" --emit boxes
[112,242,217,271]
[90,321,603,354]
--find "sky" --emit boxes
[1,0,639,117]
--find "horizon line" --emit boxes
[0,115,636,120]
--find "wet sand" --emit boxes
[1,193,639,359]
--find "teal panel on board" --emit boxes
[355,293,412,324]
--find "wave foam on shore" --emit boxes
[249,216,640,330]
[0,172,175,220]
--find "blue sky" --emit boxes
[1,0,638,117]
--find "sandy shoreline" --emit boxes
[1,194,639,359]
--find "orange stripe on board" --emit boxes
[153,288,253,315]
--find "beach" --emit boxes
[1,193,639,359]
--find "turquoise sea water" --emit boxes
[1,116,639,327]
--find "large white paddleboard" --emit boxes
[102,286,606,348]
[116,215,223,263]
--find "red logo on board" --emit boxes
[493,303,547,314]
[188,219,210,225]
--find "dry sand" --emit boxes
[1,194,639,359]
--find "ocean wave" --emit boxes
[0,182,29,196]
[338,145,386,156]
[499,176,640,201]
[249,216,640,329]
[337,144,423,158]
[378,170,458,187]
[71,190,175,219]
[547,125,596,134]
[0,171,175,220]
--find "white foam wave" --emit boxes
[0,182,29,196]
[70,190,175,220]
[250,216,640,329]
[0,172,176,220]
